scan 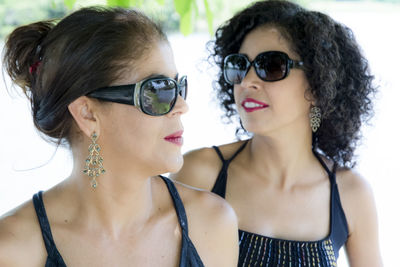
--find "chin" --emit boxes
[242,121,263,133]
[169,160,184,174]
[163,155,184,174]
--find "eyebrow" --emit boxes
[141,73,179,81]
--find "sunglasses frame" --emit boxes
[223,51,304,84]
[87,75,187,116]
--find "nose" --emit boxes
[169,95,189,116]
[240,65,261,90]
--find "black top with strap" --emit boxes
[211,140,349,267]
[32,176,204,267]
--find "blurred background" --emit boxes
[0,0,399,266]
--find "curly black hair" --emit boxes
[209,0,376,168]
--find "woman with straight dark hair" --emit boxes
[0,7,238,266]
[172,0,383,266]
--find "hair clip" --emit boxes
[29,60,41,74]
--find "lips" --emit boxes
[241,98,269,112]
[164,130,184,146]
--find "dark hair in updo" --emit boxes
[3,6,166,146]
[209,0,376,167]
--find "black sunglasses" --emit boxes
[223,51,304,84]
[87,75,187,116]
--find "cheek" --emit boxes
[269,91,309,119]
[99,105,182,174]
[120,116,160,151]
[102,107,160,154]
[233,86,242,106]
[272,75,310,110]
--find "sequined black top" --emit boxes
[32,176,204,267]
[211,141,349,267]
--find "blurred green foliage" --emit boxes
[0,0,67,37]
[0,0,399,39]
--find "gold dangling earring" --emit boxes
[309,106,321,133]
[83,132,105,188]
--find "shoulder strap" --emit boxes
[210,167,228,198]
[212,145,225,162]
[331,162,338,183]
[159,176,206,267]
[330,180,349,257]
[212,140,249,163]
[312,150,337,183]
[180,237,205,267]
[211,141,249,198]
[32,192,66,265]
[312,152,349,256]
[227,140,248,163]
[160,176,189,233]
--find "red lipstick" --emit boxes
[241,98,269,112]
[164,130,183,146]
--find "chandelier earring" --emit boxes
[309,106,321,132]
[83,132,106,188]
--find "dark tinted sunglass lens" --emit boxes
[255,52,288,81]
[141,79,176,115]
[224,55,248,84]
[179,76,187,100]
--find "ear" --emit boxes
[304,88,316,106]
[68,96,99,138]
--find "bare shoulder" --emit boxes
[336,168,376,233]
[173,181,238,266]
[335,168,383,265]
[336,168,374,201]
[170,140,247,191]
[0,200,46,266]
[170,146,222,190]
[174,180,237,227]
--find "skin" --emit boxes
[172,26,383,266]
[0,41,238,267]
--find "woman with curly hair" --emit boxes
[172,0,383,266]
[0,6,239,266]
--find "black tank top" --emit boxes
[211,140,349,267]
[32,176,204,267]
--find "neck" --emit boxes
[63,150,159,238]
[247,126,320,188]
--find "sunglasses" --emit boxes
[223,51,304,84]
[87,75,187,116]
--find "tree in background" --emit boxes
[0,0,241,38]
[0,0,312,38]
[0,0,67,38]
[0,0,399,39]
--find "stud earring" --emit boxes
[309,106,321,132]
[83,132,105,188]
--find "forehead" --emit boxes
[118,41,177,84]
[239,26,297,60]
